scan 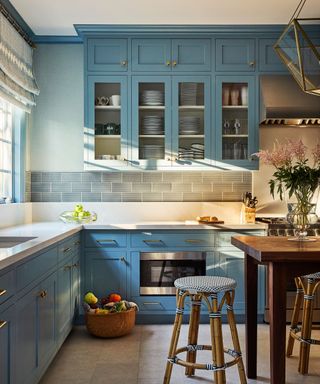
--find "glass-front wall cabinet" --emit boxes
[85,76,128,169]
[216,76,256,168]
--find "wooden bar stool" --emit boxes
[287,272,320,374]
[163,276,247,384]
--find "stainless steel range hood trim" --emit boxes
[260,75,320,126]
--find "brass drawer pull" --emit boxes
[185,239,202,244]
[0,289,7,297]
[74,240,81,246]
[63,247,71,253]
[72,263,80,268]
[143,239,164,245]
[97,239,117,246]
[119,256,127,264]
[143,302,161,305]
[0,320,7,329]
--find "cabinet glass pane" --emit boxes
[94,83,122,160]
[178,82,205,161]
[221,82,248,160]
[138,83,165,160]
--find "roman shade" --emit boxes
[0,12,39,113]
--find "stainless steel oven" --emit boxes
[140,252,206,295]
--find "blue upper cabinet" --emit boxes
[87,38,128,72]
[215,75,258,170]
[132,39,171,72]
[258,38,286,72]
[132,38,211,72]
[216,38,256,72]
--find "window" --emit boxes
[0,99,13,200]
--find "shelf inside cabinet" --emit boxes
[179,135,205,138]
[222,105,248,110]
[179,105,205,110]
[139,135,165,138]
[95,135,121,139]
[222,134,248,138]
[139,106,165,110]
[95,106,121,110]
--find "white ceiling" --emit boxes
[11,0,320,36]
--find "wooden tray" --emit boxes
[198,220,224,225]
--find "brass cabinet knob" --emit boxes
[120,60,128,67]
[0,289,7,297]
[165,60,171,66]
[39,290,47,298]
[172,60,177,67]
[249,61,255,67]
[64,265,72,271]
[72,263,80,268]
[0,320,7,329]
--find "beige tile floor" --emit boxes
[40,324,320,384]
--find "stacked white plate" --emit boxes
[179,116,201,135]
[178,143,204,160]
[140,90,164,106]
[140,144,164,159]
[180,83,198,105]
[141,116,164,135]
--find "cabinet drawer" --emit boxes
[216,38,255,71]
[17,248,58,291]
[0,270,15,305]
[132,296,176,311]
[58,237,76,263]
[131,232,213,248]
[214,231,262,247]
[87,38,128,72]
[85,231,127,248]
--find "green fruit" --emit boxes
[84,292,98,305]
[74,204,83,212]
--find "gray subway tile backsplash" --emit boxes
[30,171,252,203]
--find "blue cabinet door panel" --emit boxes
[172,39,211,71]
[0,305,14,384]
[57,259,73,341]
[0,269,15,306]
[132,39,171,72]
[216,39,255,71]
[88,39,128,72]
[259,38,286,72]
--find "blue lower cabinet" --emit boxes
[15,272,57,384]
[85,250,128,298]
[0,305,14,384]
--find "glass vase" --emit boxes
[286,203,318,241]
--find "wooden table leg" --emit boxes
[268,262,287,384]
[245,253,258,379]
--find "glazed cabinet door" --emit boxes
[171,76,212,167]
[87,38,128,72]
[85,250,128,299]
[0,305,14,384]
[215,75,258,169]
[216,38,255,72]
[85,75,129,170]
[132,76,172,169]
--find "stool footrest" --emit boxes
[289,326,320,345]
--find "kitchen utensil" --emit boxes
[230,89,240,106]
[222,86,230,105]
[223,119,230,134]
[234,119,241,134]
[241,85,248,106]
[110,95,121,106]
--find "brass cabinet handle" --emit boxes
[72,263,80,268]
[120,60,127,66]
[185,239,202,243]
[143,302,160,305]
[0,289,7,297]
[63,247,71,253]
[165,60,171,66]
[74,240,81,246]
[143,239,164,245]
[39,290,47,298]
[97,239,117,246]
[119,256,127,264]
[248,61,255,67]
[172,60,177,67]
[0,320,7,329]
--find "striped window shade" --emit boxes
[0,12,39,113]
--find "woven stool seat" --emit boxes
[174,275,237,293]
[303,271,320,279]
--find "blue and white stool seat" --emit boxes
[174,276,237,293]
[304,272,320,279]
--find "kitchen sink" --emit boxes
[0,236,37,248]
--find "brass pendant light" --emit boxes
[274,0,320,96]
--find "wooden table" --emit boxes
[231,235,320,384]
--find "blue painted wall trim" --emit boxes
[33,35,83,44]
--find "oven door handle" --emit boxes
[143,239,164,246]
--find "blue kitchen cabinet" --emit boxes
[215,75,258,169]
[84,75,129,170]
[258,38,286,72]
[87,38,128,72]
[15,271,57,384]
[72,252,81,321]
[132,38,211,72]
[0,304,14,384]
[85,249,128,299]
[216,38,256,72]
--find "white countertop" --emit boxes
[0,221,266,271]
